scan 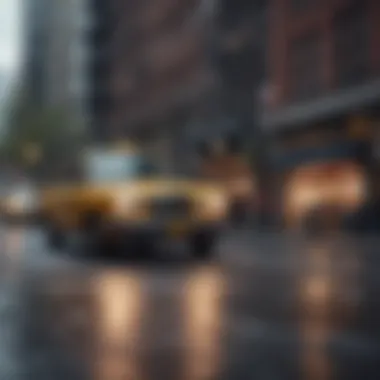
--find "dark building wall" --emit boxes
[88,0,269,169]
[214,0,268,141]
[88,0,113,141]
[87,0,218,171]
[105,0,214,140]
[268,0,380,109]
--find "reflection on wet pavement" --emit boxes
[2,227,24,283]
[183,267,223,380]
[92,270,143,380]
[298,245,334,380]
[2,226,380,380]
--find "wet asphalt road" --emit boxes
[0,225,380,380]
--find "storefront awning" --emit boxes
[261,79,380,133]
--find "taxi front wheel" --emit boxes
[81,213,123,256]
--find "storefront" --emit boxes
[271,138,369,230]
[260,79,380,229]
[283,160,367,229]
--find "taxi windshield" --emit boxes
[85,152,158,183]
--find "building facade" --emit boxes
[213,0,268,142]
[89,0,216,171]
[262,0,380,229]
[24,0,90,126]
[88,0,112,141]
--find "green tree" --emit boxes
[1,91,86,179]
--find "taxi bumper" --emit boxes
[98,219,222,254]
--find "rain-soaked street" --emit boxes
[0,225,380,380]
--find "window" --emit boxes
[334,2,370,88]
[288,32,323,101]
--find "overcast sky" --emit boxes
[0,0,22,74]
[0,0,22,128]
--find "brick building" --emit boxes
[89,0,216,171]
[261,0,380,229]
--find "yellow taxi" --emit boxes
[40,144,229,259]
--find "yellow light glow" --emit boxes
[183,267,224,380]
[285,161,367,227]
[93,270,143,380]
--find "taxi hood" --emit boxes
[81,178,225,198]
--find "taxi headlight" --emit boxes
[112,194,141,214]
[203,193,227,215]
